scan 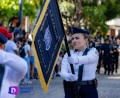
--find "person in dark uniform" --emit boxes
[89,36,95,48]
[112,40,119,73]
[60,27,99,98]
[95,38,103,74]
[101,39,113,75]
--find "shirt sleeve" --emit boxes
[0,51,28,81]
[77,48,99,65]
[12,42,17,51]
[60,53,70,81]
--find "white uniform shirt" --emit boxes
[23,43,30,58]
[30,47,34,56]
[60,48,99,81]
[0,49,28,98]
[5,40,18,54]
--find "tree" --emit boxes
[104,0,120,20]
[59,0,120,35]
[59,0,82,32]
[0,0,43,24]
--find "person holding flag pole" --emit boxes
[60,26,99,98]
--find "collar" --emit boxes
[74,47,88,53]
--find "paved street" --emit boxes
[17,67,120,98]
[17,56,120,98]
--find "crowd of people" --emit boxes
[0,21,120,98]
[0,19,120,98]
[0,22,38,85]
[90,34,120,75]
[1,21,119,82]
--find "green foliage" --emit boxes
[61,44,67,52]
[59,1,75,17]
[104,0,120,20]
[59,0,120,36]
[0,0,18,20]
[82,5,108,34]
[0,0,43,22]
[23,1,36,19]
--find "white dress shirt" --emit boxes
[5,40,18,54]
[0,49,28,98]
[24,43,30,58]
[60,48,99,81]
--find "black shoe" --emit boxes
[30,77,34,79]
[56,74,60,77]
[104,72,106,75]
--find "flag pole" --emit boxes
[55,0,75,74]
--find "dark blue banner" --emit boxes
[32,0,65,92]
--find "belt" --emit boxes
[64,79,97,86]
[80,80,94,85]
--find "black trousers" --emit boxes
[113,57,119,72]
[103,55,113,75]
[97,55,103,73]
[65,85,98,98]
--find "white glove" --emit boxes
[67,56,79,64]
[68,73,78,82]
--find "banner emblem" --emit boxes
[43,26,52,51]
